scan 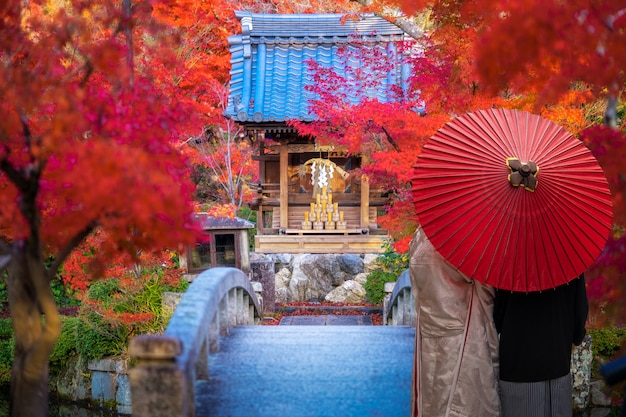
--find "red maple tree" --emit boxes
[0,2,201,415]
[153,0,362,214]
[381,0,626,324]
[288,30,508,247]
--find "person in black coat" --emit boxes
[494,274,588,417]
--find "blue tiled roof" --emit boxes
[224,12,410,124]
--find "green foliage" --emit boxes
[0,318,12,338]
[75,317,127,361]
[0,261,188,379]
[377,240,409,276]
[87,279,121,304]
[76,269,189,361]
[0,272,79,310]
[363,242,408,304]
[589,327,626,358]
[50,275,81,308]
[364,270,398,305]
[0,318,13,389]
[49,317,80,374]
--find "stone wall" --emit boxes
[52,356,131,415]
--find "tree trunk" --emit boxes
[7,246,61,417]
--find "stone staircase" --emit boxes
[195,325,415,417]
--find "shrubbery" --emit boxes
[0,250,190,395]
[74,260,189,360]
[589,326,626,358]
[364,240,409,304]
[364,270,398,304]
[0,318,13,388]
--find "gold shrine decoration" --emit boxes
[298,158,350,189]
[301,185,346,230]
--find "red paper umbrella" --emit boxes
[412,108,613,292]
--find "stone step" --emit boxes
[278,314,373,325]
[276,305,383,314]
[196,325,415,417]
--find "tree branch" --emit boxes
[381,126,401,151]
[21,112,32,148]
[0,115,43,192]
[0,152,28,191]
[604,95,618,129]
[46,221,98,282]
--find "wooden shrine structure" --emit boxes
[224,12,410,253]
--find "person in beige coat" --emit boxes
[409,227,501,417]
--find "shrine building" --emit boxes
[224,12,412,254]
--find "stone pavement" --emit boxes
[278,314,373,325]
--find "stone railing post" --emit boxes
[129,267,262,417]
[384,270,416,326]
[252,281,264,315]
[382,282,395,325]
[250,259,275,315]
[129,335,190,417]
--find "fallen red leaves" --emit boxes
[276,301,379,307]
[265,302,384,326]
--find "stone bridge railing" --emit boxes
[383,269,415,326]
[128,267,262,417]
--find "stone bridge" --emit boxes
[127,268,595,417]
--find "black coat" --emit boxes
[493,275,588,382]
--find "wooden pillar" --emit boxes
[258,142,267,233]
[279,143,289,229]
[256,205,265,234]
[360,174,370,230]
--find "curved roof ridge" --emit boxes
[234,11,405,38]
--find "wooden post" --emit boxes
[258,145,267,234]
[360,174,370,230]
[279,143,289,229]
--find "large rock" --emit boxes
[272,253,294,270]
[353,272,368,285]
[338,254,364,275]
[275,267,292,304]
[289,255,348,301]
[252,253,293,270]
[289,259,313,301]
[299,254,346,286]
[275,287,291,304]
[251,253,382,303]
[275,267,291,289]
[325,280,367,303]
[362,254,380,272]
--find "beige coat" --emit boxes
[410,228,501,417]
